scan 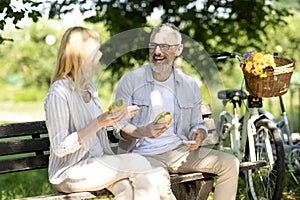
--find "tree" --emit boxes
[1,0,292,52]
[0,0,293,90]
[0,0,41,43]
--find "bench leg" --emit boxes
[171,179,214,200]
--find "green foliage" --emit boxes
[0,0,42,43]
[81,0,293,80]
[0,0,294,79]
[0,19,60,90]
[0,84,47,102]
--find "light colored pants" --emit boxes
[108,166,176,200]
[52,153,162,200]
[145,145,240,200]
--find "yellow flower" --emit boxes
[251,52,264,61]
[240,51,276,77]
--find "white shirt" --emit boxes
[44,78,113,184]
[132,73,182,155]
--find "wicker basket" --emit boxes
[243,56,295,98]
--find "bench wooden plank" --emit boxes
[0,155,49,174]
[0,121,47,138]
[170,172,214,184]
[17,191,111,200]
[0,137,49,156]
[201,104,212,116]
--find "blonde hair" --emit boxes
[51,26,100,93]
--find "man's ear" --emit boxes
[175,44,183,56]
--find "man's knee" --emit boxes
[225,154,240,174]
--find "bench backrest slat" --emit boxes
[0,121,47,138]
[0,137,50,156]
[0,121,50,174]
[201,104,212,117]
[0,155,49,174]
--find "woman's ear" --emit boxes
[175,44,183,56]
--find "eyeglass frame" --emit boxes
[148,42,180,51]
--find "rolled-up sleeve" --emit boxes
[45,93,82,157]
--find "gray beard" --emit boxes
[150,62,170,73]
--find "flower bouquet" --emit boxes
[240,50,294,98]
[240,51,276,78]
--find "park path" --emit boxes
[0,111,45,122]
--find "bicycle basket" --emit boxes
[243,56,295,98]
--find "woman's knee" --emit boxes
[107,179,133,200]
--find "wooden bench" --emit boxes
[0,104,265,200]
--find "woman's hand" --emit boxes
[97,105,140,128]
[127,105,140,119]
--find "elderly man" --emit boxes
[114,23,239,200]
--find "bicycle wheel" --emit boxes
[244,118,285,200]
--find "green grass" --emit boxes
[0,169,54,200]
[0,169,298,199]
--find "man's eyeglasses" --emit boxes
[148,42,179,51]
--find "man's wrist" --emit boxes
[198,129,207,140]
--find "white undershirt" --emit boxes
[132,73,182,155]
[85,99,104,157]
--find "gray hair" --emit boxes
[150,23,182,44]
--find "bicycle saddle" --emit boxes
[217,90,248,100]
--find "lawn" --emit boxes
[0,169,299,199]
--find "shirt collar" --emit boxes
[145,64,182,84]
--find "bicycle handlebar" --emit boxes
[209,52,241,61]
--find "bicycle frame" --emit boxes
[212,52,286,199]
[219,96,275,165]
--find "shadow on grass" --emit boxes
[0,169,54,200]
[0,168,299,199]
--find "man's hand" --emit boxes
[120,121,169,140]
[144,123,169,138]
[183,129,206,150]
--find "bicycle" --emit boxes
[210,52,285,200]
[259,95,300,184]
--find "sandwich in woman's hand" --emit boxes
[108,99,127,114]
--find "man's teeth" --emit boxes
[155,56,164,60]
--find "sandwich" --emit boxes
[108,99,127,114]
[154,111,172,125]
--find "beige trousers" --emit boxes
[52,153,163,200]
[145,145,240,200]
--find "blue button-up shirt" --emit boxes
[115,64,208,153]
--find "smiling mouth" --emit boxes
[153,55,166,64]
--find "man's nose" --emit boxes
[154,45,162,53]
